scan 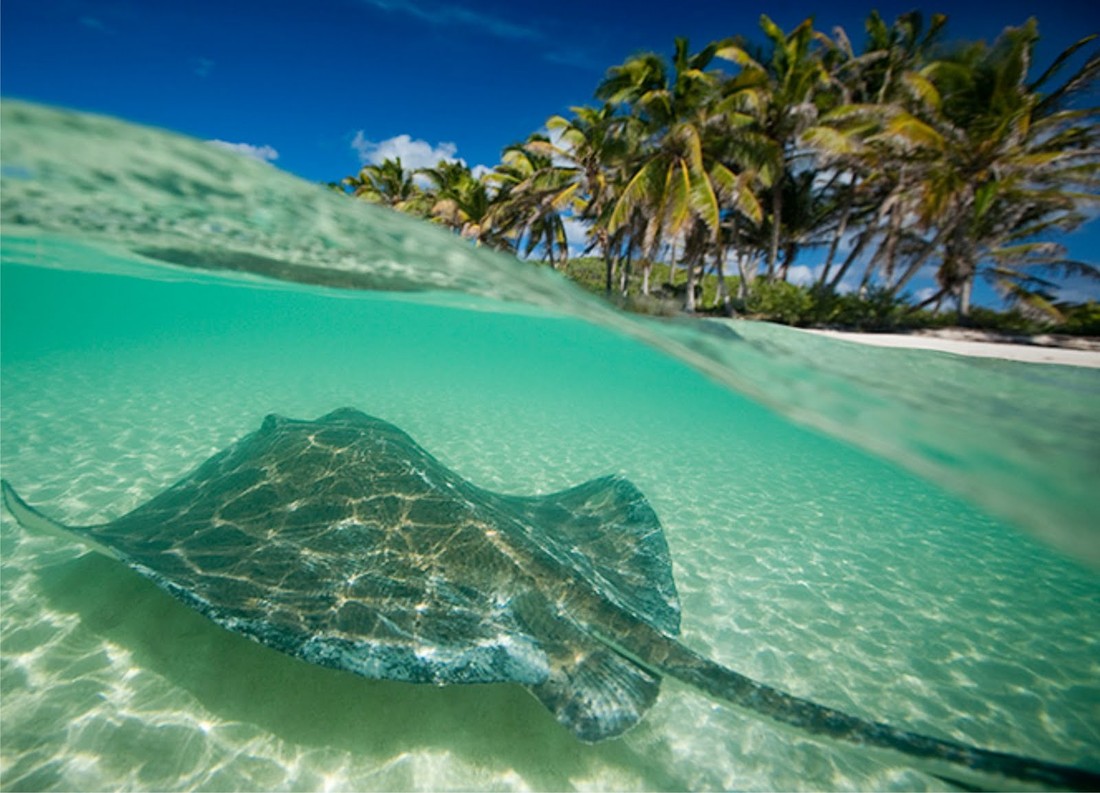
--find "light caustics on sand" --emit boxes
[3,410,1097,790]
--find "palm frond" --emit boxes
[1028,33,1098,93]
[608,158,662,232]
[714,44,763,72]
[800,125,864,156]
[900,71,941,110]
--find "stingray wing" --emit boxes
[3,410,681,741]
[7,413,554,687]
[486,475,682,741]
[491,474,681,636]
[77,495,552,686]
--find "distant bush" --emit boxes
[557,257,607,294]
[744,280,814,325]
[727,281,911,328]
[1055,302,1100,336]
[803,285,907,330]
[963,307,1047,335]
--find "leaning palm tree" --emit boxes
[882,21,1099,316]
[800,10,947,292]
[487,137,575,268]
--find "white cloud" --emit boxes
[352,131,460,170]
[208,140,279,163]
[533,124,575,168]
[562,215,591,255]
[786,264,819,286]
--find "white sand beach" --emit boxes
[802,328,1100,368]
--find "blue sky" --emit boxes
[2,0,1098,303]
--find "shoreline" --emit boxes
[799,327,1100,368]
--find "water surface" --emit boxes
[1,102,1097,791]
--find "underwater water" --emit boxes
[1,102,1098,791]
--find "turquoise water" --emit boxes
[1,102,1098,791]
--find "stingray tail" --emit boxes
[1,479,115,558]
[611,631,1098,790]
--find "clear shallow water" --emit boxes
[1,102,1098,791]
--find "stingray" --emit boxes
[2,408,1095,790]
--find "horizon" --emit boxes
[2,0,1098,305]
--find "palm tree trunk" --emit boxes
[861,207,900,293]
[714,244,730,311]
[957,274,974,319]
[908,286,949,313]
[641,223,659,297]
[666,236,679,288]
[818,188,853,288]
[601,230,617,295]
[829,222,874,292]
[766,184,782,281]
[736,250,753,301]
[685,255,699,313]
[621,242,634,295]
[887,223,953,299]
[779,242,798,282]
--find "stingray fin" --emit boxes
[499,475,682,637]
[1,480,116,558]
[527,634,662,742]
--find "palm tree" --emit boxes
[419,160,512,249]
[540,105,630,292]
[341,157,428,214]
[883,21,1099,316]
[487,137,574,268]
[598,38,749,306]
[598,37,721,129]
[715,16,836,282]
[327,16,1097,322]
[608,121,743,307]
[800,11,948,292]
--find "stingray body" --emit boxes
[2,409,1096,790]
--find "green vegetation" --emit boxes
[333,11,1100,333]
[559,256,1100,333]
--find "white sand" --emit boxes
[802,328,1100,368]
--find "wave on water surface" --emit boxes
[2,100,1096,567]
